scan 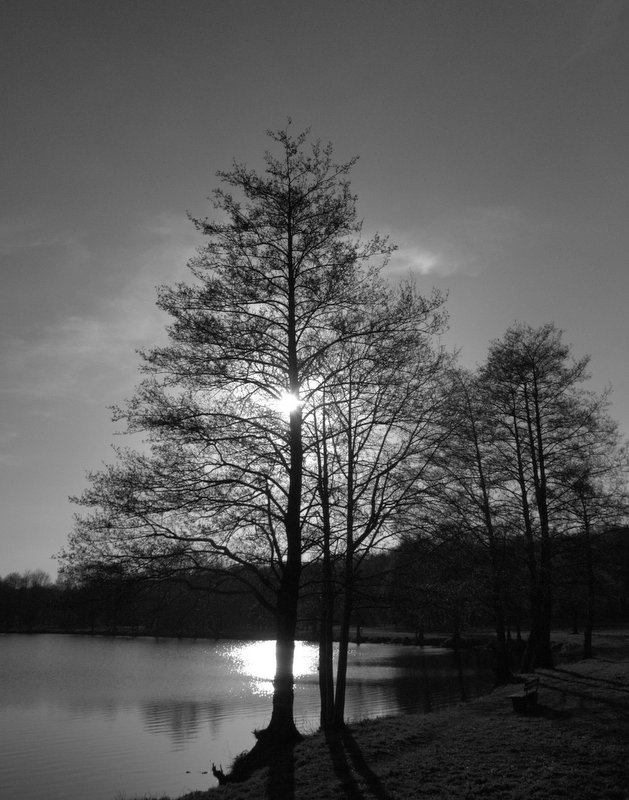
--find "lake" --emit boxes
[0,633,494,800]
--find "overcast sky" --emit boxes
[1,0,628,577]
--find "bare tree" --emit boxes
[60,126,393,747]
[307,283,449,728]
[429,368,515,683]
[556,409,629,658]
[479,323,613,670]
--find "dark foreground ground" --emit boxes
[145,629,629,800]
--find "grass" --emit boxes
[144,628,629,800]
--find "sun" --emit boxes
[275,392,301,415]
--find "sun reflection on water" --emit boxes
[230,641,318,695]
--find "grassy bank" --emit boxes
[148,629,629,800]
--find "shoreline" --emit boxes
[8,627,627,798]
[0,626,493,650]
[157,628,629,800]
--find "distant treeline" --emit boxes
[3,526,628,641]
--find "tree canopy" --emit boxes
[60,126,448,743]
[59,128,628,769]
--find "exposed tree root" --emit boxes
[216,729,303,785]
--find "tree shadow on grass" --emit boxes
[215,736,296,799]
[325,728,393,800]
[518,702,575,720]
[536,671,629,711]
[551,667,629,693]
[266,739,296,800]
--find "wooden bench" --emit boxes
[508,676,539,713]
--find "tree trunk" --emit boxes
[318,605,335,729]
[318,546,335,730]
[334,579,352,729]
[512,402,553,672]
[334,391,355,731]
[258,246,304,744]
[259,576,302,744]
[529,384,554,670]
[522,579,554,671]
[524,532,554,670]
[583,511,595,659]
[314,393,335,729]
[260,316,303,743]
[492,604,511,685]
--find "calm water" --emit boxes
[0,634,493,800]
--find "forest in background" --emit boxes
[3,525,628,648]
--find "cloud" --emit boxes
[384,205,527,279]
[0,215,44,253]
[0,426,19,466]
[0,275,181,406]
[0,316,135,404]
[0,214,91,262]
[389,244,446,276]
[1,210,200,404]
[563,0,628,67]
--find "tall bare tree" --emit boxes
[480,323,611,670]
[60,127,394,746]
[430,368,515,683]
[307,283,448,728]
[555,407,628,658]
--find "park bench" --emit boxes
[508,676,539,713]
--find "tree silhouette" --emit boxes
[61,126,401,745]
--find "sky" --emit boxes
[1,0,628,578]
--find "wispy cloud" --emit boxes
[0,212,199,410]
[1,317,137,404]
[563,0,628,68]
[389,244,445,276]
[384,205,527,279]
[0,215,42,253]
[0,426,19,466]
[0,214,91,261]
